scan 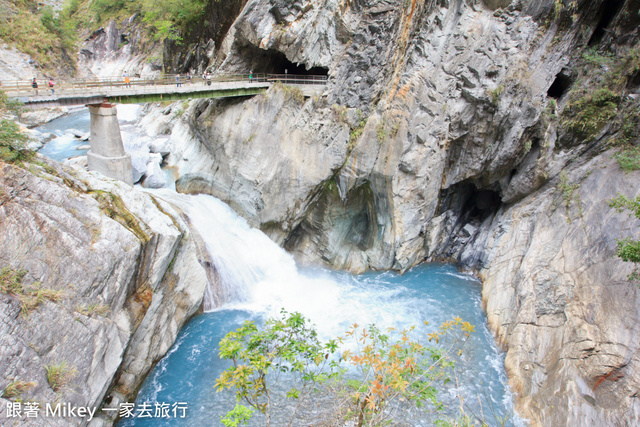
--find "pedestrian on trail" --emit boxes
[31,77,38,95]
[123,71,131,88]
[48,77,55,95]
[186,72,192,84]
[176,74,182,87]
[249,70,253,83]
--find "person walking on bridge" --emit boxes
[176,74,182,87]
[31,77,38,95]
[48,77,55,95]
[123,71,131,88]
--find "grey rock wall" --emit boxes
[0,158,209,426]
[79,17,163,78]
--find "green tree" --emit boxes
[140,0,207,42]
[0,91,32,163]
[215,310,474,426]
[610,194,640,282]
[215,310,336,426]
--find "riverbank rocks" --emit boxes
[0,157,209,426]
[19,107,69,128]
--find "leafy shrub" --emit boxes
[215,310,474,426]
[609,194,640,282]
[614,147,640,171]
[0,119,33,163]
[563,88,620,137]
[0,2,78,68]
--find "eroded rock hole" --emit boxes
[435,183,504,266]
[236,43,329,75]
[588,0,625,46]
[628,70,640,91]
[438,183,504,225]
[465,189,502,222]
[547,72,572,99]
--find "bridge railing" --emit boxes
[0,73,328,98]
[265,74,328,85]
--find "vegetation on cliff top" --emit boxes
[0,0,81,71]
[0,0,213,74]
[561,45,640,171]
[88,0,210,43]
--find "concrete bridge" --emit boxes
[4,74,326,184]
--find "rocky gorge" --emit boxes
[1,0,640,425]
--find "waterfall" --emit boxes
[149,189,424,338]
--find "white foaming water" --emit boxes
[151,190,424,339]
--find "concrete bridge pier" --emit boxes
[87,103,133,185]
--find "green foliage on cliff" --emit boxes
[142,0,208,42]
[614,147,640,172]
[45,362,77,392]
[89,0,209,42]
[0,91,32,164]
[562,46,640,173]
[0,0,81,70]
[0,267,64,316]
[609,194,640,283]
[2,380,37,400]
[563,87,620,136]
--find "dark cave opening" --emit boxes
[236,43,329,76]
[438,182,504,225]
[463,188,503,222]
[434,182,504,266]
[547,72,572,99]
[588,0,625,46]
[628,70,640,91]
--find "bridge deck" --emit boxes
[3,74,327,108]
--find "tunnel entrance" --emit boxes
[438,183,503,224]
[434,182,504,267]
[236,42,329,76]
[547,71,572,99]
[588,0,624,46]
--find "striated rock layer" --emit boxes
[145,0,640,424]
[0,158,210,426]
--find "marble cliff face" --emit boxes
[149,0,640,424]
